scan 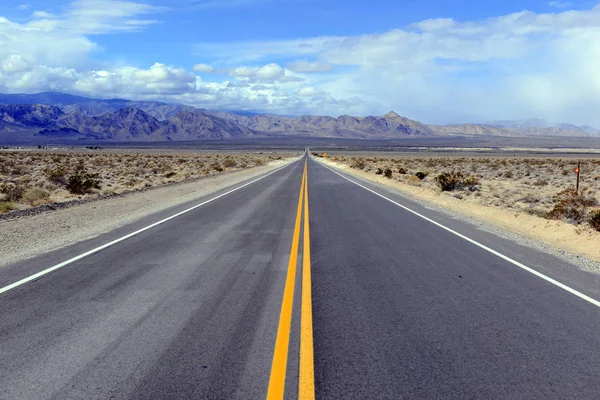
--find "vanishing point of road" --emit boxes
[1,153,599,399]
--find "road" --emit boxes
[1,154,599,399]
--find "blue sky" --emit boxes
[1,0,600,125]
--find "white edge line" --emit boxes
[315,159,600,308]
[0,158,301,296]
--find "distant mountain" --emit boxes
[427,124,520,137]
[0,92,194,121]
[486,119,599,137]
[1,92,599,141]
[428,118,600,138]
[0,104,256,141]
[208,110,435,139]
[0,104,64,131]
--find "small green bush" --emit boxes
[375,168,384,175]
[212,163,224,172]
[397,167,407,174]
[0,183,25,202]
[547,189,597,224]
[351,158,367,170]
[384,168,392,178]
[0,201,16,213]
[436,171,464,191]
[222,158,237,168]
[463,176,480,191]
[45,165,68,185]
[66,172,101,195]
[415,171,427,180]
[589,210,600,231]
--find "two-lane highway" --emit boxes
[1,154,599,399]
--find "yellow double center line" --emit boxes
[267,159,315,400]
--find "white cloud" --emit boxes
[295,86,322,97]
[222,63,304,84]
[31,11,56,19]
[190,5,600,124]
[193,63,214,73]
[3,2,600,123]
[286,60,332,73]
[549,1,572,9]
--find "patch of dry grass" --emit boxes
[0,149,291,213]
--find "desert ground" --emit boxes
[0,148,295,214]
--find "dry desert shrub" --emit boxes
[0,201,16,213]
[351,158,367,170]
[332,154,600,227]
[407,175,422,185]
[0,183,25,202]
[22,187,50,206]
[0,150,290,213]
[589,210,600,231]
[546,189,597,224]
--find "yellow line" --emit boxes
[266,163,305,400]
[299,160,315,399]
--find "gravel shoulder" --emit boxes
[317,157,600,273]
[0,158,296,268]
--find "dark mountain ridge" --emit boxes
[0,92,598,141]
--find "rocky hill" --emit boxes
[1,92,598,141]
[209,110,435,138]
[0,104,255,141]
[0,103,435,141]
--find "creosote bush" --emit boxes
[415,171,427,180]
[546,189,597,224]
[436,171,464,191]
[351,158,366,170]
[375,168,384,175]
[222,158,237,168]
[212,163,224,172]
[0,183,25,202]
[66,171,101,195]
[589,210,600,231]
[0,201,17,213]
[384,168,392,178]
[44,165,68,185]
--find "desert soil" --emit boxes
[0,149,293,213]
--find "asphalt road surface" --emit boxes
[1,154,599,399]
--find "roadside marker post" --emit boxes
[576,161,581,194]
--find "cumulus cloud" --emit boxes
[3,2,600,123]
[192,6,600,124]
[221,63,304,84]
[193,63,214,73]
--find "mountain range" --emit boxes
[0,92,597,142]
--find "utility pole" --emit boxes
[576,161,581,194]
